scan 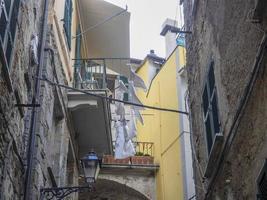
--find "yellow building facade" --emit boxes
[136,45,187,200]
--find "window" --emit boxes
[120,76,129,101]
[74,25,81,88]
[0,0,21,68]
[257,160,267,199]
[63,0,73,49]
[202,61,220,154]
[75,25,81,62]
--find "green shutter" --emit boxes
[120,76,129,101]
[74,25,81,87]
[75,25,81,65]
[64,0,72,49]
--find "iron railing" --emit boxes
[134,141,154,156]
[112,141,154,157]
[73,58,107,90]
[73,58,142,90]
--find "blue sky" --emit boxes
[105,0,183,59]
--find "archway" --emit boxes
[79,179,149,200]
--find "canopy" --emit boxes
[78,0,131,76]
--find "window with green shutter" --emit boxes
[75,25,81,59]
[120,76,129,101]
[63,0,73,49]
[74,25,81,88]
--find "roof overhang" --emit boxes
[78,0,130,75]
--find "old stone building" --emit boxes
[0,0,80,199]
[183,0,267,199]
[0,0,160,199]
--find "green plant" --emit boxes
[135,152,144,156]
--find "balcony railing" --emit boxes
[112,141,154,157]
[102,142,155,166]
[134,142,154,157]
[73,58,108,90]
[73,58,142,90]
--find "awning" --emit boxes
[78,0,131,76]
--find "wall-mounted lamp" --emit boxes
[40,152,101,200]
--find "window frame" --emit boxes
[0,0,21,91]
[74,24,81,88]
[63,0,73,50]
[202,61,221,155]
[120,76,129,102]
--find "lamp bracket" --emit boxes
[40,185,91,200]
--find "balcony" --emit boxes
[68,58,142,157]
[101,142,159,175]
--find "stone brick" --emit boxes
[183,0,267,199]
[0,0,79,199]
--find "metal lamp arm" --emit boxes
[40,185,91,200]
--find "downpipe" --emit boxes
[24,0,50,199]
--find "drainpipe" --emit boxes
[24,0,50,199]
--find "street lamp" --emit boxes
[81,151,101,184]
[40,152,100,200]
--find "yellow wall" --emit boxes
[51,0,82,84]
[137,46,185,200]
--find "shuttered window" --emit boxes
[63,0,73,49]
[0,0,21,68]
[74,25,81,88]
[120,76,129,101]
[202,61,220,154]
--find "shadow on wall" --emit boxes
[79,179,149,200]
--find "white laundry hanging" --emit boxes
[114,121,135,159]
[130,67,147,92]
[127,110,137,140]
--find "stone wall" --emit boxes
[183,0,267,199]
[0,0,78,199]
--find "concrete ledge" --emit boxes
[101,163,160,176]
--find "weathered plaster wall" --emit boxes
[183,0,267,199]
[0,0,79,199]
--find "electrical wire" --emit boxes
[38,77,189,115]
[72,6,128,39]
[188,194,196,200]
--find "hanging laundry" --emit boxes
[129,67,147,92]
[126,110,137,140]
[114,68,146,159]
[114,121,135,159]
[114,121,125,159]
[128,81,144,109]
[132,107,144,125]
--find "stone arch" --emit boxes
[79,179,150,200]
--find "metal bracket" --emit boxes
[40,185,91,200]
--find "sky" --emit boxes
[105,0,183,59]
